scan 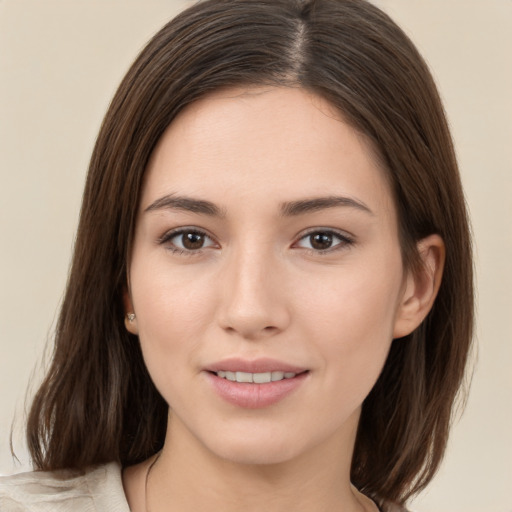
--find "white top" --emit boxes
[0,462,130,512]
[0,462,408,512]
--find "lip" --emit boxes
[203,358,309,409]
[205,357,307,374]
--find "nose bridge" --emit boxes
[218,239,289,338]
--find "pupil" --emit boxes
[311,233,332,250]
[183,232,204,250]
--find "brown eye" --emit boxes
[164,229,216,253]
[295,230,353,253]
[310,233,334,250]
[182,232,205,250]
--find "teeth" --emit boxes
[236,371,253,383]
[215,371,297,383]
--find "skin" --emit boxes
[122,87,444,512]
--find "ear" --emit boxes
[393,234,445,339]
[123,286,139,335]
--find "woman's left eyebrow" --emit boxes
[280,196,374,216]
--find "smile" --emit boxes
[215,371,297,383]
[207,370,309,409]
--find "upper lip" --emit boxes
[205,358,308,374]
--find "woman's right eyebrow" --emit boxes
[144,194,226,217]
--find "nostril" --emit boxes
[222,323,281,340]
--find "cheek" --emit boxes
[297,256,403,382]
[129,260,219,379]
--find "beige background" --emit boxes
[0,1,511,511]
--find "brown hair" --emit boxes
[26,0,473,507]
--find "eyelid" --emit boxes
[156,226,354,255]
[157,226,219,253]
[293,228,355,252]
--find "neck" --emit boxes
[141,410,371,512]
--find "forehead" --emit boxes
[142,86,394,218]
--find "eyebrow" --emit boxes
[144,194,373,217]
[280,196,374,217]
[144,194,226,217]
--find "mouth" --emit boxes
[204,359,309,408]
[212,370,304,383]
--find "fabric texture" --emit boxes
[0,463,130,512]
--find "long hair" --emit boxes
[26,0,474,507]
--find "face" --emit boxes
[126,87,411,466]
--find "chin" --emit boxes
[215,441,301,466]
[198,426,307,466]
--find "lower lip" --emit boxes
[204,372,308,409]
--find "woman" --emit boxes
[0,1,473,511]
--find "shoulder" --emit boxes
[0,462,130,512]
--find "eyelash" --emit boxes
[294,228,355,255]
[157,227,355,256]
[157,228,215,256]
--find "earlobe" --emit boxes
[123,286,139,335]
[393,234,445,339]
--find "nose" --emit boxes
[216,245,291,340]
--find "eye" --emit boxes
[295,230,354,252]
[160,228,217,253]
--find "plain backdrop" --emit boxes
[0,1,511,511]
